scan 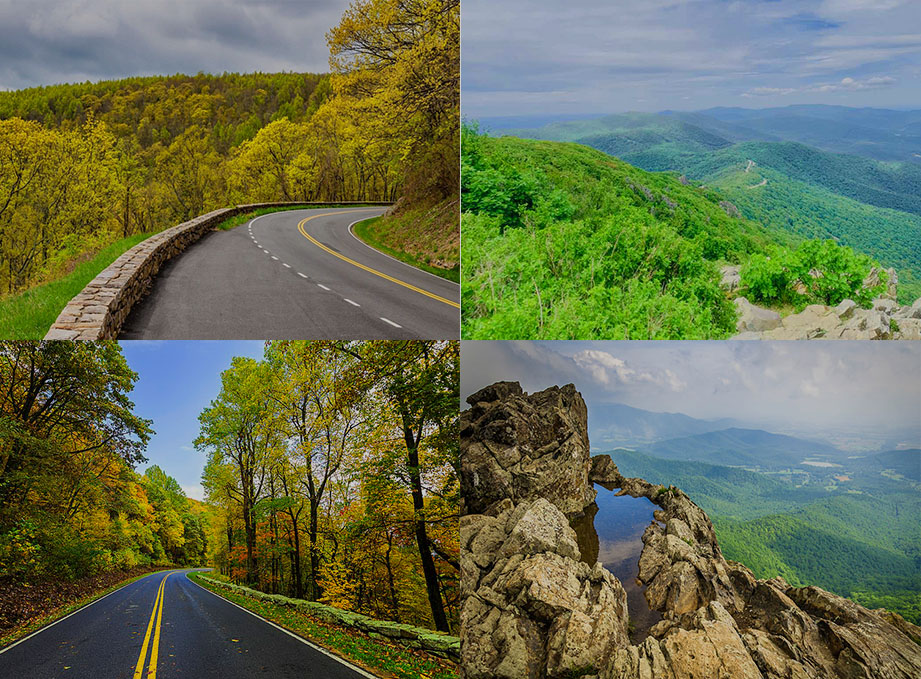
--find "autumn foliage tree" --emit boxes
[199,341,459,633]
[0,341,207,586]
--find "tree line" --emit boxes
[0,342,208,583]
[198,340,459,633]
[0,0,459,296]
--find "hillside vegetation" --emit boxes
[612,448,921,624]
[0,342,208,586]
[461,127,886,339]
[510,110,921,303]
[0,0,459,302]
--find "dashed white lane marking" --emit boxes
[249,210,409,330]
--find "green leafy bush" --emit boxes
[741,239,884,308]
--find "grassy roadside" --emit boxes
[0,567,171,650]
[352,214,460,284]
[189,572,456,679]
[0,204,385,339]
[0,232,154,339]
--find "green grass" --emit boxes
[0,232,154,339]
[189,572,455,679]
[353,215,460,283]
[0,568,172,649]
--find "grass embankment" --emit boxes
[0,566,172,649]
[0,232,154,339]
[189,572,456,679]
[351,200,460,283]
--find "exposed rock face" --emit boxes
[461,382,921,679]
[733,296,921,340]
[734,297,782,333]
[460,382,595,517]
[719,265,741,293]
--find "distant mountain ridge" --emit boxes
[647,427,840,469]
[501,105,921,302]
[588,402,737,448]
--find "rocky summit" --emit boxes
[460,382,921,679]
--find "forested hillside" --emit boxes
[0,0,459,298]
[198,340,459,633]
[507,111,921,303]
[0,342,207,588]
[461,128,887,339]
[612,448,921,624]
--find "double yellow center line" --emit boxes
[296,211,460,309]
[134,572,171,679]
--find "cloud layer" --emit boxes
[460,341,921,447]
[462,0,921,116]
[0,0,349,89]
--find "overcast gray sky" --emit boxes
[461,341,921,447]
[462,0,921,117]
[0,0,349,90]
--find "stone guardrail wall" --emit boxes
[44,202,392,340]
[197,574,459,661]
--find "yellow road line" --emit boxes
[296,212,460,309]
[134,572,170,679]
[148,574,167,679]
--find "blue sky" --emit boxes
[119,340,265,500]
[462,0,921,117]
[460,341,921,450]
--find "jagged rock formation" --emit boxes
[461,382,921,679]
[460,382,595,517]
[733,296,921,340]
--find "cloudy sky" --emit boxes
[0,0,350,90]
[461,341,921,446]
[462,0,921,117]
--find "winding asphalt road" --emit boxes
[119,207,459,339]
[0,569,372,679]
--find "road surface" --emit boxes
[119,207,459,339]
[0,569,372,679]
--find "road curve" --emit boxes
[0,569,371,679]
[119,207,459,339]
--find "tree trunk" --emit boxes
[406,434,449,632]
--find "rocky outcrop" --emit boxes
[719,265,741,293]
[460,382,595,517]
[733,296,921,340]
[461,498,630,678]
[461,381,921,679]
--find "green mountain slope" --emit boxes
[508,114,921,303]
[462,128,888,338]
[649,428,839,469]
[461,130,787,339]
[609,448,921,624]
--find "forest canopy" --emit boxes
[0,0,459,297]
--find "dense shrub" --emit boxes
[742,239,885,308]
